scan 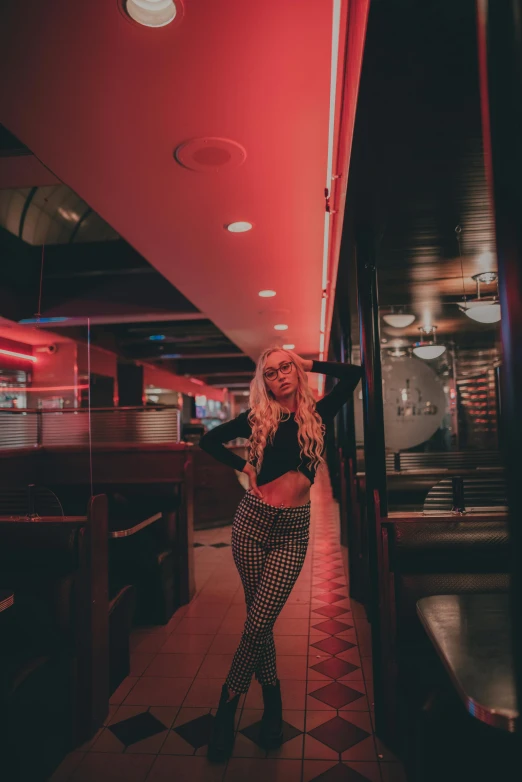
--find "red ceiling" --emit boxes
[0,0,368,366]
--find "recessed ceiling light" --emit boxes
[282,344,295,350]
[125,0,178,27]
[274,324,288,331]
[258,290,276,298]
[226,221,253,233]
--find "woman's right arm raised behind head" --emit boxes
[198,410,251,472]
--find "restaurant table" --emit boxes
[0,590,14,612]
[417,594,518,732]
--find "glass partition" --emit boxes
[354,303,502,463]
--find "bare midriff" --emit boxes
[256,470,311,508]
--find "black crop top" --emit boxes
[198,360,362,487]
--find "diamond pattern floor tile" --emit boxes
[307,761,378,781]
[313,592,346,605]
[308,715,370,753]
[311,637,356,655]
[315,571,345,580]
[314,581,346,591]
[310,658,360,680]
[240,718,303,748]
[312,619,354,635]
[108,711,167,746]
[309,682,366,709]
[173,713,213,749]
[312,605,348,619]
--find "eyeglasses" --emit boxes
[263,361,294,382]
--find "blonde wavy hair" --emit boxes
[246,347,326,474]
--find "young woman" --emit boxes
[199,348,362,762]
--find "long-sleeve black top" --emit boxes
[198,360,363,486]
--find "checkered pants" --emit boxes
[225,492,310,693]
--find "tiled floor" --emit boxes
[50,471,406,782]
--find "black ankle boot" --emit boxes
[260,678,283,748]
[207,683,240,762]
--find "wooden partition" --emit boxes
[193,445,247,530]
[353,465,506,605]
[374,489,510,749]
[0,443,196,606]
[0,494,109,745]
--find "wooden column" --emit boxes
[476,0,522,767]
[356,222,388,736]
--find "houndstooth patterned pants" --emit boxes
[225,491,310,693]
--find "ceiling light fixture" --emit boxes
[413,326,446,360]
[125,0,178,27]
[282,344,295,350]
[274,324,288,331]
[226,221,252,233]
[458,271,501,324]
[149,335,166,341]
[455,226,501,324]
[383,311,416,329]
[258,290,276,298]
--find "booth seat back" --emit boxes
[0,522,84,657]
[44,482,181,543]
[389,519,510,648]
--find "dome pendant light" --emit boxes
[455,226,501,324]
[413,326,446,360]
[458,272,502,324]
[383,308,415,329]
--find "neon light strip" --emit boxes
[0,349,37,363]
[190,377,204,386]
[320,294,328,334]
[19,317,68,324]
[326,0,342,188]
[320,0,342,361]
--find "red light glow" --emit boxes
[0,349,36,363]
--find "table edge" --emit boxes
[416,598,518,732]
